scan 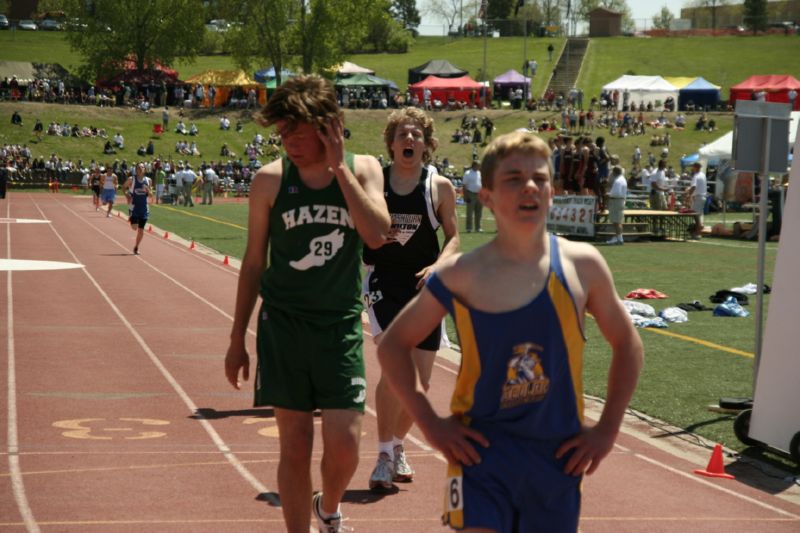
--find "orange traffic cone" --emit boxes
[694,444,734,479]
[223,255,229,266]
[163,231,169,239]
[189,240,196,250]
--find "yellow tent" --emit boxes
[664,77,699,90]
[184,70,266,108]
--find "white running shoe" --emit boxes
[368,452,395,492]
[312,492,351,533]
[392,444,414,482]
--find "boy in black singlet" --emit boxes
[224,75,389,533]
[363,108,460,493]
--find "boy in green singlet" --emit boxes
[225,75,390,533]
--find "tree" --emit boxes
[365,1,414,52]
[224,0,376,79]
[63,0,205,81]
[652,6,675,30]
[742,0,768,34]
[390,0,421,32]
[693,0,729,31]
[487,0,515,22]
[223,0,296,86]
[425,0,479,33]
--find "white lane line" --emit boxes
[633,453,800,519]
[59,200,255,338]
[5,199,41,532]
[30,199,271,497]
[0,259,84,271]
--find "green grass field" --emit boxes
[3,30,798,468]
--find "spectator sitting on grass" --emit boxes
[189,123,199,136]
[190,141,201,157]
[11,111,22,126]
[235,120,243,133]
[103,141,116,155]
[113,132,124,149]
[175,120,188,135]
[219,115,230,130]
[137,144,147,156]
[146,140,155,155]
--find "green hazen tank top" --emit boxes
[260,153,363,325]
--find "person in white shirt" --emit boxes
[607,166,627,245]
[113,132,124,149]
[220,115,230,130]
[181,163,197,206]
[202,165,218,205]
[685,162,707,239]
[461,159,483,232]
[648,160,669,211]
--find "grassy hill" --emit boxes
[3,31,799,99]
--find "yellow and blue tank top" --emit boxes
[260,154,363,326]
[425,234,585,440]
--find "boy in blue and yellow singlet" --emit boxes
[378,131,643,533]
[224,75,390,533]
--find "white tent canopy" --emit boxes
[337,61,375,76]
[602,75,679,111]
[699,111,799,164]
[698,111,798,199]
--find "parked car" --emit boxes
[39,19,63,31]
[0,14,9,30]
[18,19,38,30]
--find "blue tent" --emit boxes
[254,66,295,83]
[678,77,721,111]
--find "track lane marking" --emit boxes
[5,196,41,532]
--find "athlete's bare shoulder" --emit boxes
[250,158,283,206]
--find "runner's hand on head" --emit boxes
[316,118,345,173]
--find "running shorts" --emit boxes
[255,303,366,412]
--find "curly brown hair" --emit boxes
[382,108,438,165]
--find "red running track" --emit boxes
[1,192,799,532]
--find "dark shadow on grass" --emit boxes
[726,446,800,495]
[650,415,735,439]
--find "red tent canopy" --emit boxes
[409,75,488,108]
[729,75,800,110]
[96,57,180,88]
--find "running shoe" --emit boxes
[133,246,139,255]
[312,492,350,532]
[392,444,414,482]
[368,452,395,492]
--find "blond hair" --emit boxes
[257,74,342,130]
[382,108,438,164]
[480,131,553,189]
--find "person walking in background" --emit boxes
[224,75,389,533]
[607,165,627,245]
[685,161,707,239]
[547,42,555,61]
[377,130,643,533]
[462,160,483,232]
[89,166,102,210]
[123,163,153,255]
[363,107,460,493]
[100,165,118,218]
